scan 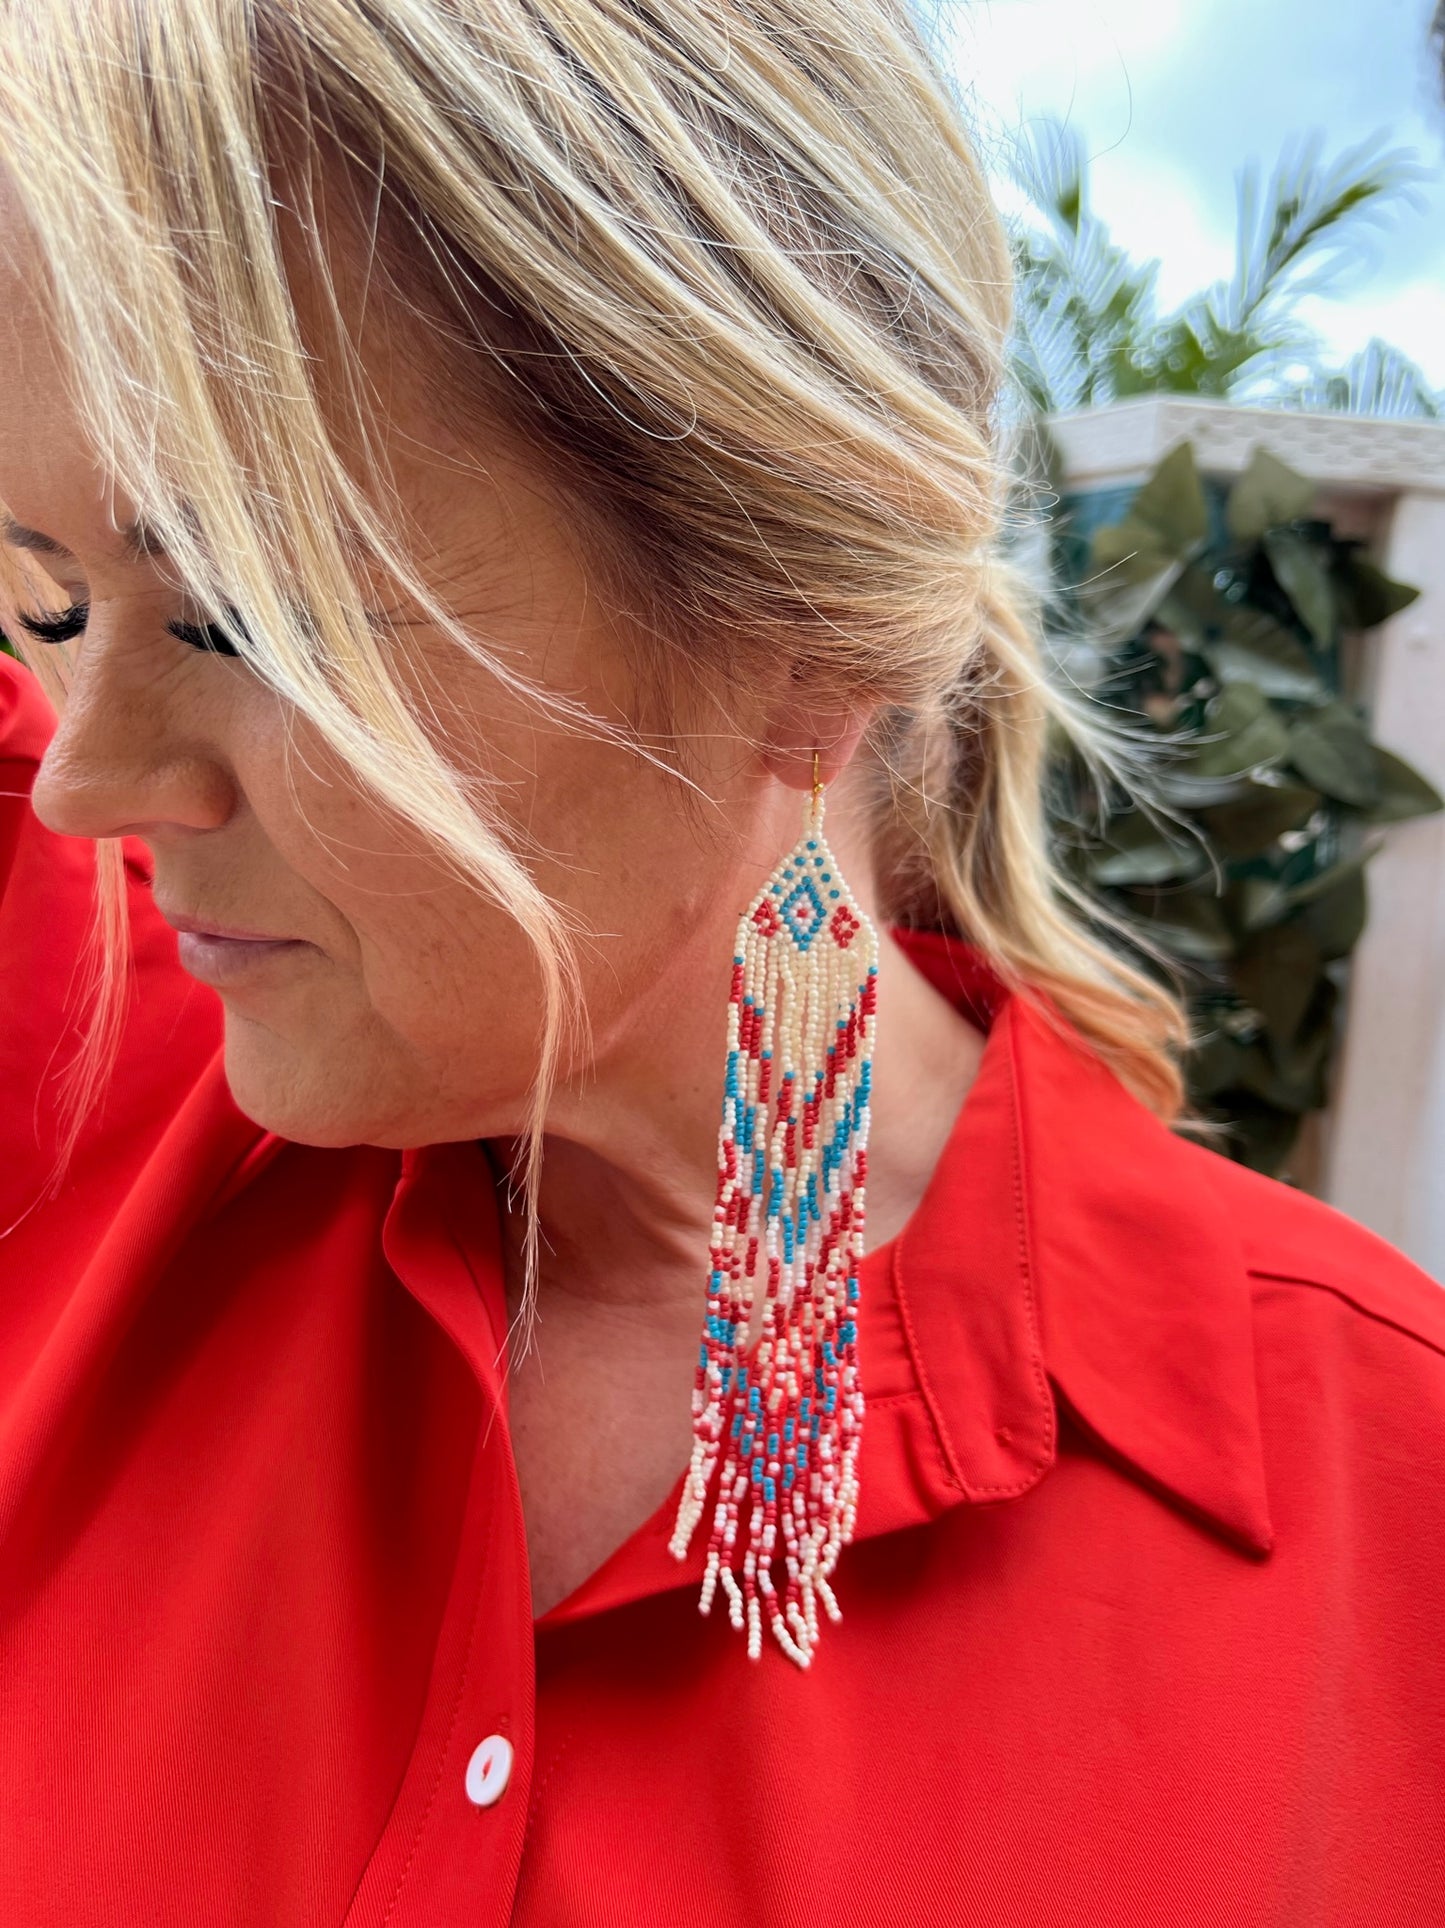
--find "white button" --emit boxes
[465,1734,514,1807]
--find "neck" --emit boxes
[493,791,986,1345]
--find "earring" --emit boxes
[670,753,879,1668]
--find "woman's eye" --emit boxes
[166,614,243,657]
[15,601,87,645]
[12,599,243,657]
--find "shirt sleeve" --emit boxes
[0,650,224,1242]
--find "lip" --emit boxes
[158,908,298,944]
[172,931,311,990]
[157,907,312,989]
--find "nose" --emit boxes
[29,635,237,843]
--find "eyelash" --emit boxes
[13,600,243,657]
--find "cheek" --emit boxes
[339,875,552,1081]
[221,700,737,1144]
[225,715,579,1136]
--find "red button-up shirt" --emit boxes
[3,652,1444,1926]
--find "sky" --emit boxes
[934,0,1445,388]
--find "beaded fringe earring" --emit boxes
[669,754,879,1668]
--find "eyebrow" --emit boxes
[0,511,171,564]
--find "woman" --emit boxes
[0,2,1440,1922]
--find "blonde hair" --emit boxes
[0,0,1186,1274]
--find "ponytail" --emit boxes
[874,552,1190,1121]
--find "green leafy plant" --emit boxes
[1049,439,1443,1175]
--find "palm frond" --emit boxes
[1280,337,1445,419]
[1223,130,1428,331]
[1005,119,1161,411]
[1003,117,1091,238]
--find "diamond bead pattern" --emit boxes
[779,877,827,951]
[829,904,860,948]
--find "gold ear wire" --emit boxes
[811,748,823,822]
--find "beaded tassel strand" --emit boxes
[670,765,879,1668]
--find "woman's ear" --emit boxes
[756,688,878,796]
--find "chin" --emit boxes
[219,1014,401,1148]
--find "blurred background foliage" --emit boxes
[1043,439,1442,1176]
[1006,118,1442,418]
[1004,119,1445,1176]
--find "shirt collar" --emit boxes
[891,930,1275,1563]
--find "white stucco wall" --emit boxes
[1325,491,1445,1277]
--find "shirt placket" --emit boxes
[343,1145,536,1928]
